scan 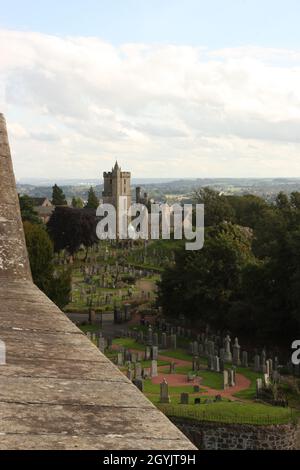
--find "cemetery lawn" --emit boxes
[156,401,294,425]
[144,381,199,395]
[161,349,195,362]
[163,365,223,390]
[141,359,169,368]
[197,370,224,390]
[233,368,263,400]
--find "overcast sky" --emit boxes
[1,0,300,179]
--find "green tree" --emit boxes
[85,186,99,209]
[71,196,84,208]
[194,187,235,226]
[47,206,98,257]
[158,222,253,329]
[47,269,72,310]
[228,194,270,230]
[19,195,41,224]
[52,184,67,206]
[24,221,71,309]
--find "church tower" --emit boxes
[102,161,131,237]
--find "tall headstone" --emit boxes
[256,378,263,397]
[98,336,106,353]
[267,358,273,376]
[159,379,171,403]
[228,368,235,387]
[145,346,151,361]
[223,370,229,389]
[127,366,133,381]
[170,334,177,350]
[224,335,232,362]
[135,362,142,378]
[117,352,123,366]
[192,356,198,372]
[261,349,267,373]
[219,348,225,361]
[213,355,220,372]
[232,337,241,366]
[151,346,158,360]
[241,351,248,368]
[254,354,260,372]
[161,333,167,349]
[147,325,153,346]
[151,360,158,377]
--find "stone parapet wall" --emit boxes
[171,418,299,450]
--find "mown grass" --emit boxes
[112,338,145,351]
[156,401,295,425]
[144,380,198,395]
[234,368,263,400]
[161,349,193,362]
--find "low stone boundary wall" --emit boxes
[170,418,299,450]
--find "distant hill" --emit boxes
[16,177,300,204]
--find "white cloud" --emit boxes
[1,29,300,179]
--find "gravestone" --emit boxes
[133,378,144,392]
[213,355,220,372]
[117,352,123,366]
[98,336,106,353]
[232,337,241,366]
[151,360,158,377]
[135,362,142,378]
[180,393,189,405]
[261,349,267,373]
[256,378,263,397]
[153,332,158,347]
[131,352,137,364]
[127,367,133,381]
[242,350,248,368]
[170,334,177,350]
[159,379,171,403]
[224,335,232,362]
[223,370,229,389]
[254,354,260,372]
[192,356,198,372]
[147,325,153,346]
[161,333,167,349]
[193,385,200,392]
[263,373,270,387]
[219,348,225,361]
[145,346,151,361]
[169,362,176,373]
[228,368,235,387]
[151,346,158,360]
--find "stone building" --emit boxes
[102,161,132,237]
[31,197,54,223]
